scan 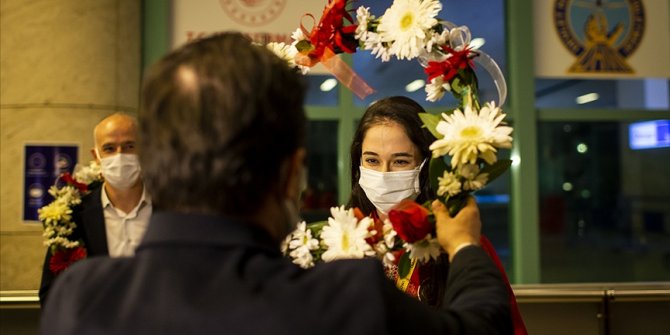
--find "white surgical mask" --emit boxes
[358,160,425,215]
[97,152,141,190]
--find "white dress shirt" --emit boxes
[101,186,152,257]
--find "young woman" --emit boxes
[347,96,527,334]
[348,96,446,305]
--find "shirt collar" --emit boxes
[101,183,151,209]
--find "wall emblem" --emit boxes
[219,0,287,27]
[554,0,645,73]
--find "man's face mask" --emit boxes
[358,160,425,215]
[97,151,141,190]
[281,162,308,237]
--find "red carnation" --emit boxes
[388,200,433,243]
[61,173,88,193]
[308,0,358,60]
[424,46,476,82]
[49,246,87,275]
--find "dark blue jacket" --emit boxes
[40,211,512,335]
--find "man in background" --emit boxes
[40,32,511,334]
[39,112,151,304]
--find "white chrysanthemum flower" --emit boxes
[382,219,397,248]
[372,219,398,266]
[425,76,451,102]
[266,42,297,65]
[291,28,307,44]
[459,164,489,191]
[289,246,316,269]
[288,221,319,252]
[405,235,442,263]
[50,186,81,206]
[426,29,449,53]
[355,6,374,40]
[437,170,462,197]
[374,241,397,266]
[73,161,101,185]
[266,41,310,75]
[364,32,391,62]
[45,236,80,249]
[280,234,291,255]
[429,102,513,166]
[321,206,375,261]
[377,0,442,60]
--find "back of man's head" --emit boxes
[140,32,306,216]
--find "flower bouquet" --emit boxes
[38,161,102,274]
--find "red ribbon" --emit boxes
[296,0,375,99]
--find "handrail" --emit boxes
[0,290,39,308]
[511,282,670,303]
[2,283,669,307]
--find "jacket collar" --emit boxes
[137,211,281,256]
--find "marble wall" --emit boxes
[1,0,140,290]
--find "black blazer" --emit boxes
[38,186,109,305]
[40,212,512,335]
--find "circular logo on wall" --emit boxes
[29,183,45,199]
[219,0,287,27]
[554,0,645,73]
[55,153,72,170]
[29,153,47,169]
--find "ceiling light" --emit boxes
[320,78,338,92]
[576,143,588,153]
[576,92,599,105]
[405,79,425,92]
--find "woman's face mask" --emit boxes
[358,160,425,215]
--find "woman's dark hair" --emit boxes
[140,32,306,215]
[346,95,448,308]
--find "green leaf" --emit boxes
[451,77,463,94]
[445,194,468,217]
[306,220,327,236]
[397,252,412,279]
[418,112,442,139]
[480,159,512,184]
[295,40,313,53]
[428,156,450,197]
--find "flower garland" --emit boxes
[265,0,506,105]
[38,161,102,274]
[251,2,522,330]
[279,0,514,280]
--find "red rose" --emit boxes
[49,246,87,275]
[388,200,433,243]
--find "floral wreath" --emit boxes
[277,4,525,330]
[38,161,103,274]
[275,0,513,283]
